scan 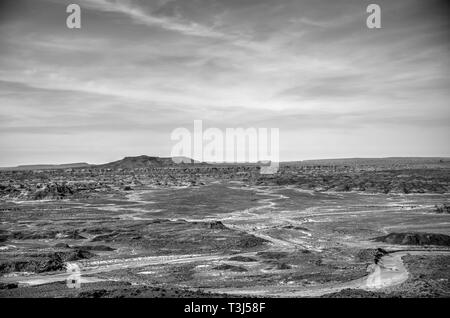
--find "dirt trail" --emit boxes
[365,252,408,289]
[365,250,450,290]
[209,250,450,297]
[1,253,232,286]
[222,186,306,250]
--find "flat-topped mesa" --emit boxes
[95,155,196,169]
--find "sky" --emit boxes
[0,0,449,166]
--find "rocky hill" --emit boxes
[95,155,195,169]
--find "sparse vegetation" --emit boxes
[0,157,449,298]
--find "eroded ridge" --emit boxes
[1,159,449,297]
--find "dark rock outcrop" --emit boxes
[213,264,248,272]
[228,256,258,262]
[0,250,95,274]
[374,232,450,246]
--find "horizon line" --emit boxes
[1,155,450,169]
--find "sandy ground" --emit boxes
[1,181,449,297]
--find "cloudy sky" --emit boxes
[0,0,448,166]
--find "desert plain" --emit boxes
[0,156,449,298]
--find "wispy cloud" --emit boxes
[0,0,448,165]
[80,0,228,38]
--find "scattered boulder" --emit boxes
[54,243,70,249]
[228,256,258,262]
[435,204,450,214]
[0,282,18,290]
[213,264,248,272]
[207,221,226,230]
